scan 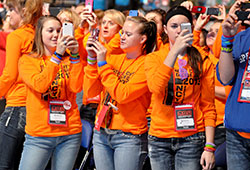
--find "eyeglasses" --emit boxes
[178,59,188,80]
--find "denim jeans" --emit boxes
[148,132,205,170]
[18,133,81,170]
[93,128,148,170]
[0,106,26,170]
[226,129,250,170]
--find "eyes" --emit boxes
[46,28,61,34]
[102,20,115,26]
[170,24,179,29]
[121,30,132,37]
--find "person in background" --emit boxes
[18,15,84,170]
[0,0,43,169]
[145,6,216,170]
[84,16,157,170]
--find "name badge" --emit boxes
[48,100,67,126]
[174,103,197,132]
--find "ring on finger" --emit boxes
[64,40,67,45]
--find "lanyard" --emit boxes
[41,56,68,100]
[117,56,139,80]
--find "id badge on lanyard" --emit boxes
[173,68,197,132]
[174,103,197,131]
[238,48,250,103]
[48,99,71,127]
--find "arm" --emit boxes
[0,32,22,97]
[18,55,59,93]
[199,58,216,170]
[215,86,226,100]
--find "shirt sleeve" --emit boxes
[0,32,21,96]
[200,57,216,127]
[18,55,59,93]
[144,52,173,94]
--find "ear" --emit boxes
[163,25,168,35]
[140,35,147,45]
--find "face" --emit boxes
[75,5,84,16]
[101,15,120,43]
[57,12,72,24]
[8,7,22,29]
[120,20,146,53]
[42,19,61,53]
[145,12,163,35]
[164,15,190,46]
[206,22,221,49]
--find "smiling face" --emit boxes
[42,19,61,54]
[164,15,190,47]
[206,22,221,49]
[101,15,121,43]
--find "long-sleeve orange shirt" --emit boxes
[83,53,151,135]
[0,24,35,107]
[18,53,84,137]
[145,44,216,138]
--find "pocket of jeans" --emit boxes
[0,108,12,124]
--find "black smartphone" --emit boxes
[241,2,250,10]
[235,10,250,21]
[206,8,220,16]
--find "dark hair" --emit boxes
[187,47,203,78]
[165,5,193,25]
[126,16,157,54]
[147,8,168,44]
[31,15,61,58]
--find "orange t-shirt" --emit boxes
[19,53,84,137]
[83,53,151,135]
[145,44,216,138]
[0,24,35,107]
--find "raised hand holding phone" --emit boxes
[181,23,193,45]
[85,0,93,13]
[62,22,73,37]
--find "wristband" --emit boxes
[50,56,61,65]
[221,47,232,53]
[204,147,216,153]
[205,142,216,147]
[97,61,107,67]
[54,52,63,60]
[87,56,97,65]
[70,52,79,58]
[221,35,234,48]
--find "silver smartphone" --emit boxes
[62,22,73,37]
[181,23,193,45]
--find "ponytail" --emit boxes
[187,46,203,78]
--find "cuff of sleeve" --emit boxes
[193,29,201,36]
[216,62,234,86]
[159,63,174,77]
[205,119,216,128]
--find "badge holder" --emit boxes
[174,103,197,132]
[238,48,250,103]
[48,100,69,127]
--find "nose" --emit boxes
[177,26,181,35]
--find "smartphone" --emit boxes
[241,2,250,10]
[192,6,206,14]
[235,10,250,22]
[91,28,99,41]
[85,0,93,12]
[181,23,193,45]
[129,10,138,16]
[62,22,74,37]
[206,8,220,16]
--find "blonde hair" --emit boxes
[57,8,80,30]
[22,0,43,26]
[103,9,125,28]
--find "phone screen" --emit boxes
[206,8,220,16]
[63,23,73,37]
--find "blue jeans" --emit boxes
[226,129,250,170]
[19,133,81,170]
[0,106,26,170]
[93,128,148,170]
[148,132,205,170]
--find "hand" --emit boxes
[171,29,194,55]
[200,151,215,170]
[211,5,226,21]
[55,30,68,55]
[86,36,107,61]
[80,9,97,30]
[194,14,210,31]
[66,36,79,54]
[180,1,193,11]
